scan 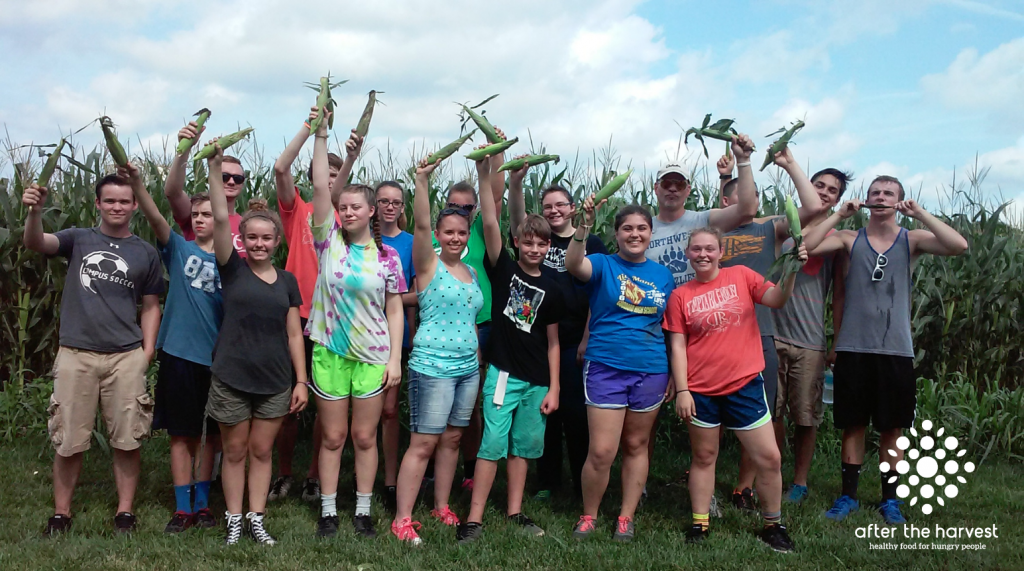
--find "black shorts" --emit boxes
[153,350,220,438]
[833,351,916,431]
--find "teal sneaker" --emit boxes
[533,490,551,502]
[825,495,859,521]
[877,499,907,525]
[786,484,809,503]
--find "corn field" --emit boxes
[1,139,1022,454]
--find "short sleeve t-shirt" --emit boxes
[584,253,675,373]
[156,232,223,366]
[720,219,777,337]
[382,230,416,348]
[772,235,835,351]
[647,209,712,287]
[52,227,165,353]
[433,216,491,325]
[540,232,608,347]
[279,192,342,320]
[663,265,772,397]
[211,250,302,395]
[485,248,564,386]
[308,217,406,364]
[178,211,245,258]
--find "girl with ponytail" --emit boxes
[307,115,407,540]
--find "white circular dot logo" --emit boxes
[879,419,974,515]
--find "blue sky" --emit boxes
[1,0,1022,216]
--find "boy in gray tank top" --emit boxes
[716,148,832,512]
[804,175,968,526]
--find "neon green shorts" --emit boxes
[311,345,385,400]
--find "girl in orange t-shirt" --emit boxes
[662,227,805,553]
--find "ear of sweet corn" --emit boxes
[594,168,633,202]
[406,130,478,178]
[36,138,66,187]
[760,120,805,171]
[784,195,802,242]
[462,104,502,144]
[464,137,518,161]
[176,108,211,155]
[497,154,559,172]
[191,128,254,161]
[100,116,128,167]
[355,91,380,138]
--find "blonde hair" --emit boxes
[239,198,282,238]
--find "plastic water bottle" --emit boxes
[822,368,834,405]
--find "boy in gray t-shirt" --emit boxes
[23,171,164,537]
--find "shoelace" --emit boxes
[617,517,632,534]
[576,515,595,532]
[879,500,904,518]
[827,497,854,514]
[225,514,243,544]
[394,518,422,539]
[247,515,273,543]
[433,507,460,525]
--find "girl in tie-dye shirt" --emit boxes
[307,119,406,539]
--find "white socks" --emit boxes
[321,493,338,518]
[355,492,372,517]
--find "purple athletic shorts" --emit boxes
[583,360,669,413]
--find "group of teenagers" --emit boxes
[21,105,968,553]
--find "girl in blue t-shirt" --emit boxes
[565,197,674,542]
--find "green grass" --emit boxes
[1,428,1022,571]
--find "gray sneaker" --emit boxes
[267,475,294,501]
[300,478,320,502]
[508,513,544,536]
[612,516,634,543]
[456,522,483,544]
[710,493,723,518]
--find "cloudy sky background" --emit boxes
[2,0,1022,217]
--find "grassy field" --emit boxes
[0,427,1021,571]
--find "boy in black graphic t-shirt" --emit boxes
[457,149,564,544]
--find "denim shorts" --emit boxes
[408,368,480,435]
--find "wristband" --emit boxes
[296,380,309,386]
[572,235,585,242]
[719,174,732,180]
[314,135,328,140]
[736,161,751,168]
[676,389,689,393]
[303,122,311,129]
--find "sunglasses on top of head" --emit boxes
[222,173,246,185]
[439,207,471,218]
[447,201,475,211]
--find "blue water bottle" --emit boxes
[822,368,834,405]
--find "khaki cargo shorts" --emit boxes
[774,340,825,427]
[48,347,153,457]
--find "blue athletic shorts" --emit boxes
[691,374,771,431]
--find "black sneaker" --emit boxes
[164,511,192,534]
[456,522,483,545]
[267,475,294,502]
[192,508,217,528]
[114,512,137,534]
[44,514,72,537]
[317,515,340,538]
[245,512,277,545]
[300,478,321,503]
[507,513,544,537]
[685,524,709,545]
[731,488,757,512]
[353,515,376,538]
[383,486,397,514]
[761,523,795,553]
[224,513,244,545]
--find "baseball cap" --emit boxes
[656,164,689,183]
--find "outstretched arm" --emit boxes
[21,184,60,255]
[901,200,969,256]
[122,163,171,246]
[274,108,316,210]
[716,153,734,208]
[166,122,203,227]
[310,111,333,228]
[565,194,601,282]
[507,154,529,239]
[708,134,758,231]
[206,142,233,266]
[412,156,441,288]
[804,200,860,255]
[773,147,824,235]
[760,244,808,308]
[476,151,503,265]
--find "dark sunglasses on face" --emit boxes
[447,201,476,211]
[222,173,245,185]
[377,198,405,208]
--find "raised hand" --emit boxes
[717,153,735,176]
[581,193,606,226]
[415,155,440,178]
[22,183,48,208]
[116,162,142,185]
[206,138,224,167]
[509,152,530,184]
[730,133,756,161]
[178,121,203,145]
[837,199,862,219]
[773,146,796,169]
[896,199,926,219]
[344,128,363,160]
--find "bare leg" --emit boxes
[773,420,786,456]
[394,432,442,521]
[112,448,141,514]
[879,428,904,466]
[382,386,401,487]
[466,459,498,523]
[169,436,194,487]
[506,456,528,516]
[792,425,817,487]
[841,426,868,464]
[619,409,659,519]
[196,434,219,482]
[351,394,385,495]
[433,426,463,510]
[219,421,251,515]
[274,414,299,477]
[317,398,351,498]
[581,407,626,517]
[246,416,285,514]
[688,424,721,515]
[734,424,783,514]
[307,414,322,480]
[53,452,84,516]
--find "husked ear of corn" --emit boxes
[497,154,559,172]
[760,120,805,171]
[100,116,129,167]
[355,91,381,138]
[192,128,254,161]
[176,108,211,155]
[464,137,518,161]
[461,102,502,144]
[37,138,67,187]
[574,168,633,226]
[406,130,478,178]
[784,195,802,242]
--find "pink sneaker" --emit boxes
[573,515,596,539]
[461,478,474,492]
[390,517,423,546]
[431,505,461,526]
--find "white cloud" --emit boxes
[921,38,1024,127]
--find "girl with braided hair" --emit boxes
[307,115,407,539]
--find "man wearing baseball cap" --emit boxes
[648,133,759,287]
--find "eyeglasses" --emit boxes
[871,253,888,282]
[439,207,470,218]
[377,198,405,208]
[447,201,476,211]
[222,173,245,185]
[542,201,573,211]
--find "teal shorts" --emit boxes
[478,366,548,461]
